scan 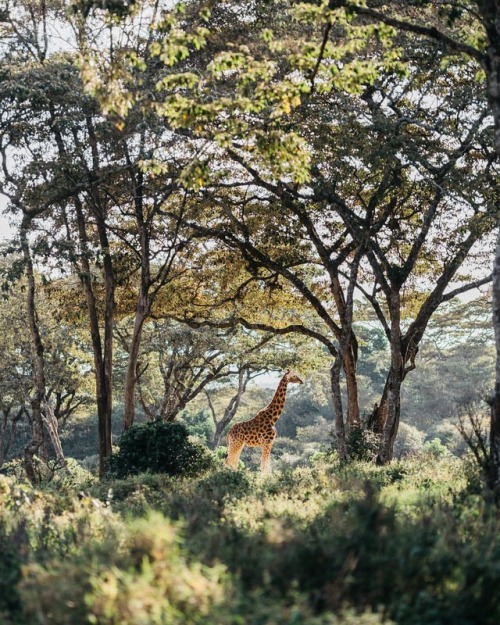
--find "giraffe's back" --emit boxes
[228,415,277,447]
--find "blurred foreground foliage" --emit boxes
[1,452,499,625]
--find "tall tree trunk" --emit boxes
[50,109,114,478]
[96,215,115,473]
[71,197,113,477]
[123,293,148,430]
[331,246,364,461]
[122,154,147,430]
[330,273,361,427]
[492,227,500,489]
[485,4,500,492]
[85,115,115,472]
[376,290,404,464]
[20,221,69,481]
[344,348,360,427]
[331,359,348,462]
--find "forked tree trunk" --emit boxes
[331,247,364,461]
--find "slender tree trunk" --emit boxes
[96,215,115,472]
[123,294,148,430]
[485,7,500,491]
[41,400,69,472]
[72,197,113,477]
[330,273,361,427]
[122,185,147,430]
[51,109,114,478]
[331,247,364,460]
[377,290,404,464]
[331,360,348,462]
[20,221,69,481]
[21,225,44,482]
[85,115,115,472]
[344,348,360,427]
[491,226,500,489]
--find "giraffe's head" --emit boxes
[284,370,304,384]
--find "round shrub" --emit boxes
[344,425,381,462]
[107,420,214,478]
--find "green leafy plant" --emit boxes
[106,420,214,478]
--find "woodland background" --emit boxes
[0,1,500,624]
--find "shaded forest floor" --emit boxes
[1,452,499,625]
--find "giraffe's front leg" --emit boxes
[225,439,245,470]
[260,443,273,474]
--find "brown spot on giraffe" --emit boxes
[225,370,303,473]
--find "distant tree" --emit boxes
[116,318,299,424]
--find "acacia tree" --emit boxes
[117,320,276,422]
[327,0,500,488]
[306,46,496,462]
[0,0,210,474]
[147,2,494,461]
[77,0,496,462]
[0,0,115,475]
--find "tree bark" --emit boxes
[123,303,148,430]
[330,360,348,462]
[50,108,114,478]
[122,154,149,430]
[20,220,69,481]
[331,246,364,460]
[71,196,113,477]
[95,213,115,473]
[376,290,404,464]
[343,348,360,427]
[484,2,500,492]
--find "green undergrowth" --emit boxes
[1,453,499,625]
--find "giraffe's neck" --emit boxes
[264,376,289,424]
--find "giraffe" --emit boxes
[225,370,303,473]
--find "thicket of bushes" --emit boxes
[1,448,499,625]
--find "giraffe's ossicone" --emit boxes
[225,370,303,473]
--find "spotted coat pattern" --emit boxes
[225,370,303,473]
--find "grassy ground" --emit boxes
[1,451,499,625]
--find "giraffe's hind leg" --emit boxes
[260,443,273,474]
[225,437,245,470]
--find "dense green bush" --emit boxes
[1,454,500,625]
[106,420,214,478]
